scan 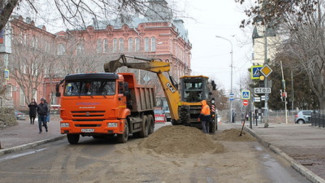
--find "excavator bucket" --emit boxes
[104,59,124,72]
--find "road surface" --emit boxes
[0,123,310,183]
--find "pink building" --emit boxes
[5,0,192,110]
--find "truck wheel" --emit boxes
[67,134,80,144]
[117,120,129,143]
[148,114,155,134]
[209,121,216,134]
[139,115,149,138]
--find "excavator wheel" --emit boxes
[147,114,155,134]
[180,109,190,126]
[209,121,216,134]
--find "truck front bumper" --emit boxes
[60,119,125,135]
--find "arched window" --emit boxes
[128,38,133,52]
[103,39,109,53]
[151,37,156,51]
[57,44,65,55]
[119,38,124,52]
[135,37,140,52]
[144,37,149,52]
[113,38,118,52]
[96,39,102,53]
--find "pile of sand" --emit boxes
[140,126,224,155]
[214,128,256,142]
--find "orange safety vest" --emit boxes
[200,100,211,116]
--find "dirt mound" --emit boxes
[140,126,224,155]
[214,128,255,141]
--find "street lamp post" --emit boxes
[216,35,233,123]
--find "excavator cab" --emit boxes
[180,76,209,103]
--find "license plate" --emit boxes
[81,129,94,133]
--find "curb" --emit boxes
[0,135,66,156]
[244,126,325,183]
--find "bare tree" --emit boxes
[9,37,48,105]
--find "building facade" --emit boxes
[3,0,192,110]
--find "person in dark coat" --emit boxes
[37,98,48,133]
[28,98,37,124]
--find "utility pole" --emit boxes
[264,26,269,127]
[291,71,294,111]
[216,35,233,123]
[280,61,288,124]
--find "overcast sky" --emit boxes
[174,0,253,94]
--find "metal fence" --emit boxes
[311,113,325,128]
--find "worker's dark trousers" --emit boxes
[38,115,48,133]
[202,120,209,133]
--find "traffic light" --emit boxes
[280,89,283,101]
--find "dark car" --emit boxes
[295,110,314,124]
[15,110,26,120]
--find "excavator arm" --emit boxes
[104,54,180,121]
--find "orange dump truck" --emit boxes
[56,72,156,144]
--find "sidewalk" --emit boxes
[0,115,64,151]
[245,123,325,182]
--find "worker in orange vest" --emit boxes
[198,100,211,133]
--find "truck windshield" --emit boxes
[64,80,116,96]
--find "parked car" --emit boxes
[154,109,167,123]
[15,110,26,120]
[295,110,314,124]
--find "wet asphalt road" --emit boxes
[0,124,311,183]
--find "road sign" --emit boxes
[4,69,9,80]
[251,65,263,79]
[260,64,273,77]
[229,93,234,101]
[241,90,250,99]
[261,95,265,101]
[243,99,249,106]
[254,97,261,102]
[254,87,271,94]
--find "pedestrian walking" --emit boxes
[44,100,50,123]
[198,100,211,134]
[37,98,48,134]
[28,98,37,124]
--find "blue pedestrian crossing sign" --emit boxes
[251,65,263,79]
[241,90,250,99]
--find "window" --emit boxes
[151,37,156,51]
[77,43,84,55]
[96,39,102,53]
[128,38,133,52]
[144,37,149,52]
[51,92,57,104]
[103,39,108,53]
[135,37,140,52]
[119,38,124,52]
[19,88,25,106]
[6,85,12,98]
[113,39,117,52]
[57,44,65,55]
[31,63,38,76]
[33,89,37,100]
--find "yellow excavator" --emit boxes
[104,54,217,133]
